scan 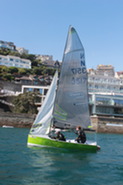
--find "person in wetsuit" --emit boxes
[49,130,66,141]
[55,131,66,141]
[75,126,86,143]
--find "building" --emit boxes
[21,85,49,108]
[88,74,123,94]
[96,64,115,77]
[0,55,31,69]
[0,40,16,51]
[36,55,53,62]
[88,65,123,118]
[18,65,123,118]
[16,47,29,54]
[89,93,123,117]
[88,65,123,94]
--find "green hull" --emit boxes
[27,135,100,152]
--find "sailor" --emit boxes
[75,126,86,143]
[49,129,66,141]
[55,130,66,141]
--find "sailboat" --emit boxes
[27,26,100,152]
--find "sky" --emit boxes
[0,0,123,71]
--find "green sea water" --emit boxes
[0,127,123,185]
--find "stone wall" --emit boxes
[0,112,35,128]
[1,112,123,133]
[91,115,123,134]
[0,80,21,92]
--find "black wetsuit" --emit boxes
[56,132,66,141]
[49,131,66,141]
[76,130,86,143]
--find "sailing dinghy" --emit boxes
[27,26,100,152]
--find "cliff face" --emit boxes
[0,112,35,128]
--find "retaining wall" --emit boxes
[91,115,123,134]
[0,112,34,128]
[1,112,123,133]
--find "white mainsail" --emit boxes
[53,26,91,129]
[30,71,58,135]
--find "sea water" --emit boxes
[0,127,123,185]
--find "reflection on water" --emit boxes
[27,146,96,185]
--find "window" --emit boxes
[114,99,123,106]
[29,88,33,92]
[44,89,48,95]
[96,97,111,105]
[96,106,113,114]
[39,89,43,94]
[114,107,123,114]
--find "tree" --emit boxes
[13,92,39,114]
[8,67,18,74]
[2,73,14,81]
[32,67,42,75]
[0,66,9,73]
[18,68,31,75]
[0,48,11,55]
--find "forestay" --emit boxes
[30,71,58,135]
[53,26,91,129]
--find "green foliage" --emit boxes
[0,65,55,81]
[13,92,39,114]
[9,51,21,57]
[2,73,14,81]
[18,68,32,75]
[0,47,57,81]
[26,54,36,61]
[0,66,9,73]
[0,48,11,55]
[45,68,56,75]
[7,67,18,74]
[32,66,43,75]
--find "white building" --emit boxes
[0,55,31,69]
[89,93,123,117]
[16,47,29,54]
[88,74,123,95]
[88,65,123,117]
[21,85,49,107]
[36,55,53,62]
[0,40,16,51]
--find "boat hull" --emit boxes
[27,135,100,152]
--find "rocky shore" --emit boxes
[0,112,35,128]
[1,112,123,134]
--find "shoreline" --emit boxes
[1,112,123,134]
[0,112,34,128]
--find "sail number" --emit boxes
[71,53,87,84]
[71,67,86,74]
[72,77,87,84]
